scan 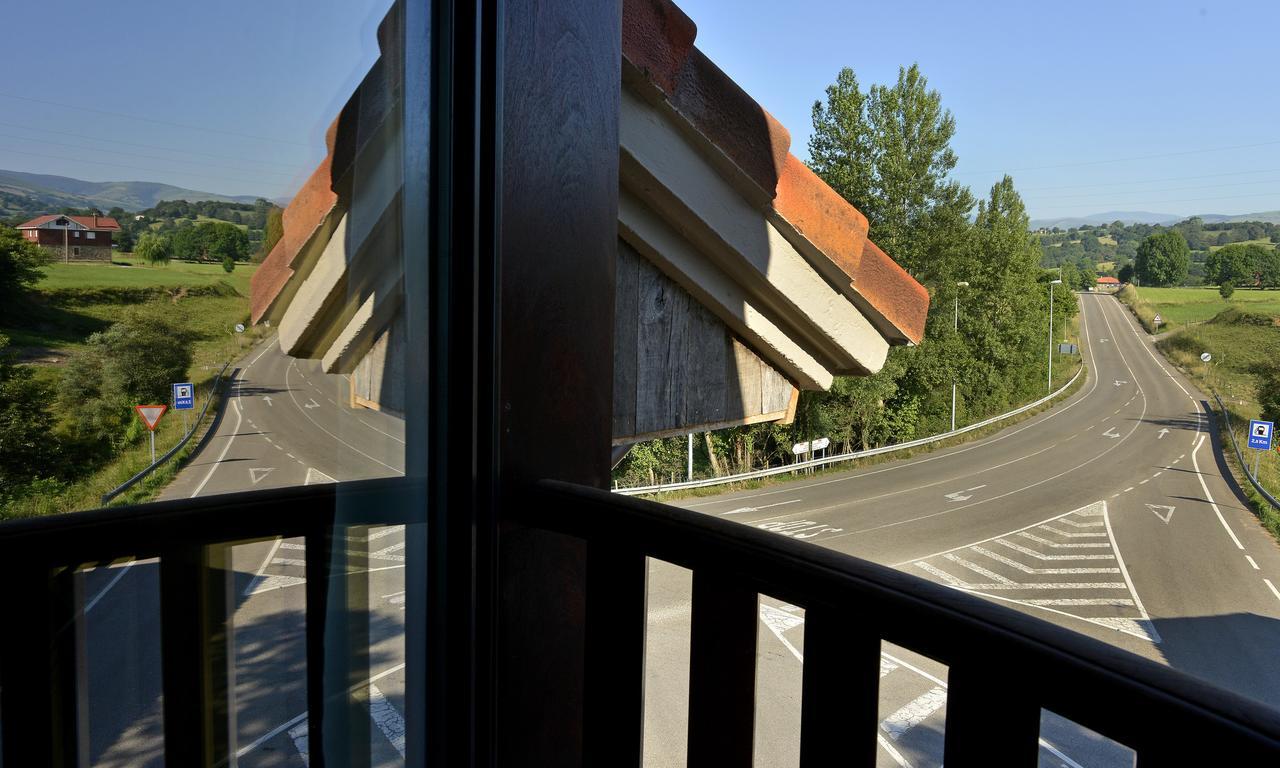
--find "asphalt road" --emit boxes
[79,293,1280,767]
[645,291,1280,766]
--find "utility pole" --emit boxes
[687,432,694,481]
[952,281,969,431]
[1048,279,1062,394]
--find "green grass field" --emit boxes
[1122,286,1280,327]
[1207,238,1275,252]
[38,256,256,296]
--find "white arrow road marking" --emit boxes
[304,398,321,409]
[721,499,801,515]
[943,484,986,502]
[1146,504,1175,524]
[263,395,273,407]
[1114,380,1129,386]
[1102,427,1121,438]
[1157,428,1169,439]
[249,467,274,485]
[1100,338,1109,342]
[305,467,337,485]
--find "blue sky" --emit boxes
[679,0,1280,220]
[3,0,1278,220]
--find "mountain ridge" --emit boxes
[1032,209,1280,229]
[0,169,276,216]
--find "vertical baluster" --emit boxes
[943,663,1040,767]
[687,571,757,768]
[799,603,880,767]
[305,529,331,768]
[159,543,234,767]
[583,544,647,767]
[0,563,81,766]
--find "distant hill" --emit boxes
[1030,211,1183,229]
[1032,209,1280,230]
[0,169,267,217]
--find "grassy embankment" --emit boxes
[1118,285,1280,536]
[643,313,1085,501]
[1,257,266,517]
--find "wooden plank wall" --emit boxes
[614,239,797,444]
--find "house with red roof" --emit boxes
[15,213,121,262]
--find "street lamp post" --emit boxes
[1048,278,1063,394]
[952,281,969,432]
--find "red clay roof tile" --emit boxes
[622,0,928,346]
[16,214,120,231]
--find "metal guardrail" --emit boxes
[100,362,231,505]
[616,362,1084,496]
[1214,393,1280,512]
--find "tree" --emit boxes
[58,317,192,445]
[0,224,49,308]
[1259,367,1280,427]
[1219,281,1234,299]
[1118,263,1135,284]
[1078,262,1098,290]
[809,63,974,281]
[0,334,58,496]
[222,255,235,273]
[1135,231,1189,286]
[1256,246,1280,288]
[205,222,250,262]
[134,232,172,265]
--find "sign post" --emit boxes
[1153,313,1162,332]
[134,404,168,465]
[1248,420,1274,480]
[172,381,195,435]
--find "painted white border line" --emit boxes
[1191,434,1244,550]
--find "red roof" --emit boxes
[16,214,121,232]
[1097,276,1120,284]
[252,0,929,347]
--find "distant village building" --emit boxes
[16,214,121,262]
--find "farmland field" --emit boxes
[38,256,256,296]
[1130,286,1280,326]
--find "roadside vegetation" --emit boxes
[1116,284,1280,535]
[0,224,264,518]
[616,64,1082,489]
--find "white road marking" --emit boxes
[1146,504,1175,524]
[83,561,136,615]
[1056,518,1105,528]
[1266,579,1280,603]
[1022,598,1134,606]
[1102,501,1157,634]
[970,546,1118,575]
[942,553,1014,583]
[916,563,1124,590]
[191,394,243,498]
[288,722,310,764]
[286,361,403,474]
[368,684,407,757]
[1122,486,1134,493]
[1038,525,1106,538]
[1157,428,1170,439]
[1190,434,1244,550]
[236,662,408,762]
[1102,426,1121,438]
[1018,532,1110,549]
[881,687,947,742]
[995,539,1115,561]
[249,467,274,484]
[1246,555,1260,570]
[272,558,307,567]
[721,499,802,515]
[305,467,337,485]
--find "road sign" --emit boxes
[1249,420,1274,451]
[1153,314,1162,325]
[172,382,194,410]
[235,323,246,333]
[1057,343,1078,354]
[1200,352,1212,362]
[134,404,167,431]
[792,437,831,455]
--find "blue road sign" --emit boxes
[1248,419,1274,451]
[173,382,195,411]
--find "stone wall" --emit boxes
[37,244,113,262]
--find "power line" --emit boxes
[0,148,290,197]
[0,120,305,170]
[955,138,1280,177]
[0,132,299,179]
[0,92,313,149]
[1020,167,1280,193]
[1031,177,1280,202]
[1037,189,1280,212]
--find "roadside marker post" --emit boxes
[134,404,168,465]
[1249,420,1274,480]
